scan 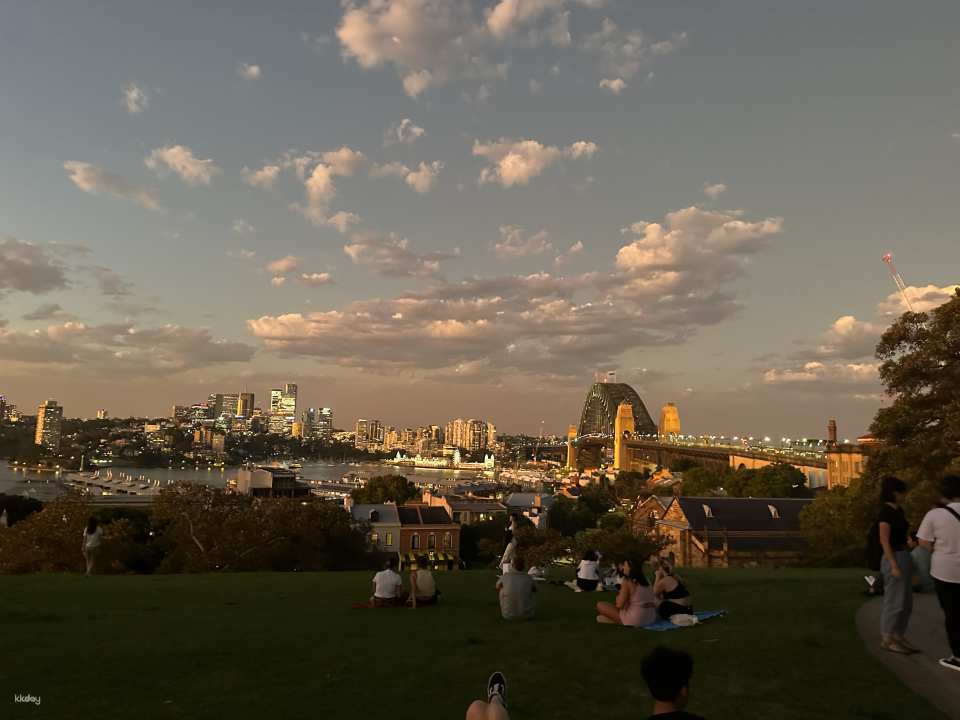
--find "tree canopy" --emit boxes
[349,475,420,505]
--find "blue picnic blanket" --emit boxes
[642,610,726,631]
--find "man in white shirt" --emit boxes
[370,557,406,607]
[917,474,960,672]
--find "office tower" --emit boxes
[220,393,240,417]
[315,408,333,440]
[430,425,443,445]
[238,393,255,419]
[96,409,108,420]
[486,422,497,449]
[269,388,283,413]
[207,393,223,416]
[467,419,486,451]
[34,399,63,451]
[0,395,6,422]
[355,418,369,443]
[281,384,297,417]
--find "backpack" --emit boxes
[865,520,882,571]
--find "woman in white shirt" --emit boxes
[82,517,102,576]
[917,474,960,672]
[409,555,438,608]
[576,550,601,592]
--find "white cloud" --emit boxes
[384,118,426,145]
[405,161,443,193]
[122,82,149,114]
[321,146,366,176]
[494,226,553,258]
[238,63,262,80]
[327,211,361,234]
[703,182,727,199]
[233,219,256,235]
[877,284,960,317]
[298,272,335,286]
[266,256,301,274]
[815,315,884,359]
[63,161,161,211]
[555,240,584,265]
[473,137,598,187]
[242,164,282,189]
[270,276,287,287]
[599,77,626,94]
[344,230,459,277]
[145,145,220,186]
[763,361,880,387]
[583,18,686,81]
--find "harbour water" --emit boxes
[0,461,495,500]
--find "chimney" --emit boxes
[828,419,838,446]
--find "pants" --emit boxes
[576,578,599,592]
[934,578,960,658]
[659,600,693,621]
[881,551,914,636]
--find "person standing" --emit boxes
[81,517,102,576]
[877,476,916,654]
[917,474,960,672]
[497,556,536,620]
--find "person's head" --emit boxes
[940,474,960,502]
[512,555,526,573]
[658,557,674,576]
[880,475,907,504]
[641,646,694,710]
[582,549,598,562]
[85,517,98,534]
[621,556,649,586]
[386,556,397,571]
[417,555,429,570]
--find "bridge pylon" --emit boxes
[613,401,635,471]
[565,425,578,470]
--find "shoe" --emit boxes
[880,639,912,655]
[940,657,960,672]
[895,637,920,653]
[487,671,507,708]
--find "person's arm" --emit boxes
[496,579,503,593]
[918,539,934,551]
[878,521,901,578]
[917,513,936,553]
[370,579,377,601]
[615,581,630,610]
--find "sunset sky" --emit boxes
[1,1,958,436]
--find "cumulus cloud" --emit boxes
[122,82,149,114]
[583,18,686,81]
[703,182,727,199]
[298,272,335,286]
[327,211,361,234]
[265,256,301,274]
[384,118,426,145]
[0,238,69,295]
[64,161,161,211]
[0,322,254,376]
[233,219,256,234]
[22,303,73,322]
[321,146,366,176]
[877,283,960,317]
[248,202,779,382]
[599,77,626,94]
[242,164,282,189]
[473,137,598,187]
[815,315,884,359]
[555,239,584,265]
[145,145,220,186]
[238,62,262,79]
[370,160,443,193]
[344,231,459,277]
[763,361,879,388]
[494,226,553,258]
[270,276,287,287]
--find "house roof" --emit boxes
[398,505,455,526]
[446,498,506,513]
[505,493,556,510]
[350,504,400,524]
[673,497,811,532]
[693,534,807,552]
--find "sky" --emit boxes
[1,0,958,437]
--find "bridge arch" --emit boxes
[577,382,657,438]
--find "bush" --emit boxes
[0,493,43,526]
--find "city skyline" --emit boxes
[2,2,959,437]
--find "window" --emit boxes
[370,532,379,544]
[428,533,436,549]
[411,533,420,550]
[385,532,393,547]
[767,504,780,519]
[443,532,452,549]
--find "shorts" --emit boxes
[576,578,600,592]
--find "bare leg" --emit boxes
[596,601,623,624]
[466,698,510,720]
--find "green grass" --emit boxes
[0,568,945,720]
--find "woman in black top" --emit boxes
[878,476,917,654]
[653,559,694,620]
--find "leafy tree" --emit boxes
[350,475,419,505]
[680,466,728,496]
[548,496,602,537]
[726,464,812,498]
[575,527,665,565]
[459,517,506,564]
[578,485,616,516]
[800,474,878,565]
[669,457,700,473]
[613,470,650,501]
[0,494,44,526]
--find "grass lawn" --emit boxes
[0,568,945,720]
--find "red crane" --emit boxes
[881,253,914,312]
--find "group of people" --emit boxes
[369,556,439,608]
[466,645,705,720]
[876,473,960,672]
[594,555,694,627]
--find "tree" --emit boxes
[548,496,602,537]
[726,465,812,498]
[680,466,728,496]
[350,475,420,505]
[800,474,878,565]
[613,470,650,502]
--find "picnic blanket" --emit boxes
[642,610,726,631]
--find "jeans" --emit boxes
[881,551,914,637]
[934,578,960,657]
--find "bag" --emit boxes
[865,520,882,572]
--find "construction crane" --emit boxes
[881,253,914,312]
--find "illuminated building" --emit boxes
[35,399,64,451]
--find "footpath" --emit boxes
[857,593,960,719]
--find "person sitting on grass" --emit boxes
[653,558,694,620]
[370,557,406,607]
[409,555,438,608]
[575,549,602,592]
[497,555,536,620]
[640,646,705,719]
[499,530,517,575]
[596,557,657,626]
[465,671,509,720]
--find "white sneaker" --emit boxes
[939,657,960,672]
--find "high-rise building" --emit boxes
[486,422,497,450]
[220,393,240,418]
[281,384,297,418]
[34,399,63,451]
[0,395,6,422]
[238,393,255,419]
[355,418,382,447]
[96,409,108,420]
[315,407,333,441]
[658,402,681,438]
[270,388,283,413]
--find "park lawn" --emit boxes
[0,568,945,720]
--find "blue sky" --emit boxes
[1,0,958,436]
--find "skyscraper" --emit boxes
[315,407,333,440]
[96,409,108,420]
[220,393,240,417]
[269,389,283,413]
[280,383,297,418]
[238,393,255,419]
[35,399,63,451]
